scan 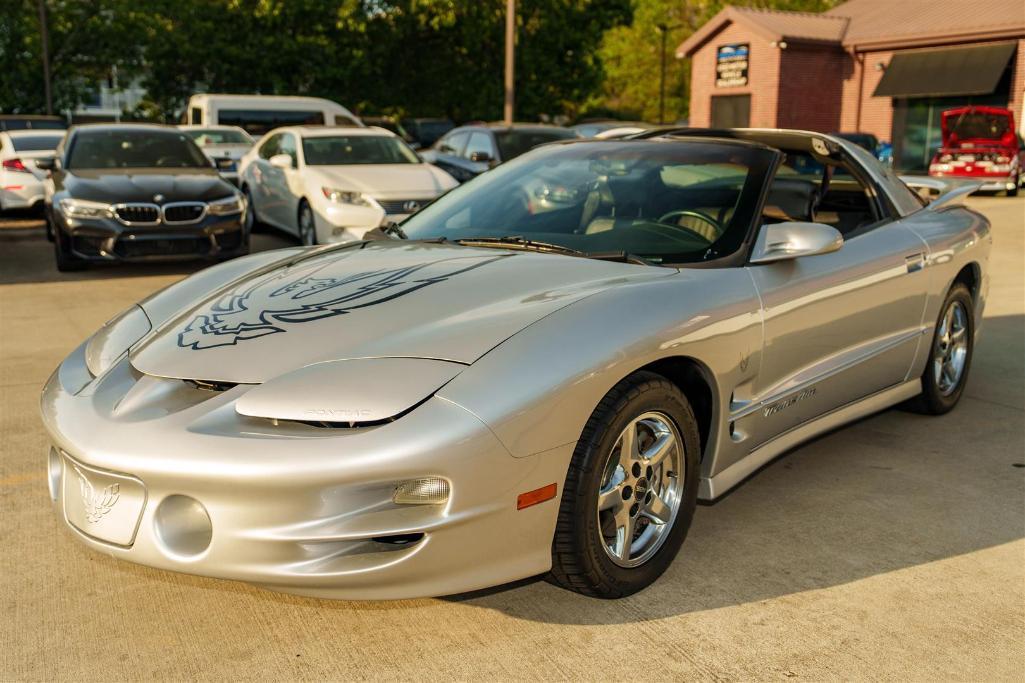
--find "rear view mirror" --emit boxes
[269,153,293,169]
[750,222,843,264]
[469,151,493,163]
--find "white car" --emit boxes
[238,126,458,244]
[0,129,65,211]
[178,125,255,185]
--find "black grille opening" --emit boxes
[115,205,159,223]
[371,533,424,546]
[215,230,243,250]
[71,236,105,256]
[164,204,205,223]
[376,198,428,215]
[183,378,238,392]
[115,237,209,258]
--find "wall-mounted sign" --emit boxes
[716,43,749,88]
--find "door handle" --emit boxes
[905,253,925,273]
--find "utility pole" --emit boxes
[37,0,53,115]
[504,0,515,125]
[657,23,668,125]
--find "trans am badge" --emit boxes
[178,253,508,350]
[75,467,120,524]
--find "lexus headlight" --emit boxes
[322,187,370,206]
[84,305,152,377]
[59,198,112,220]
[207,194,244,215]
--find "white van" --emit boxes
[185,94,362,138]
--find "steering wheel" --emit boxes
[656,209,723,242]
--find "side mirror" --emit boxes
[36,156,56,171]
[269,153,293,169]
[469,151,493,163]
[750,221,843,264]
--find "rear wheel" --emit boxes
[907,283,973,414]
[548,372,700,598]
[298,199,316,246]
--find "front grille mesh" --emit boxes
[115,204,159,224]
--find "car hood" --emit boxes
[940,107,1017,150]
[130,240,673,384]
[63,168,235,203]
[308,164,451,198]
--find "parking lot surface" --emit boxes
[2,199,1022,680]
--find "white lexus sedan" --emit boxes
[238,126,457,244]
[0,129,65,212]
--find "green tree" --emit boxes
[592,0,842,124]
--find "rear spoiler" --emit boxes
[900,176,982,211]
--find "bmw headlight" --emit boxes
[207,194,245,215]
[84,305,152,377]
[322,187,370,206]
[59,198,112,220]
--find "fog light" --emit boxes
[47,447,62,502]
[393,477,450,505]
[154,495,212,558]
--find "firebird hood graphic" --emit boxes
[177,256,503,350]
[130,241,673,384]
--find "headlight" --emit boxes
[59,198,112,219]
[84,305,152,377]
[322,187,370,206]
[207,194,244,215]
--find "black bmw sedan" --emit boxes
[42,124,247,271]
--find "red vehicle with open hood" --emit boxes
[929,106,1024,196]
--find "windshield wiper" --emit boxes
[364,221,408,240]
[455,235,584,256]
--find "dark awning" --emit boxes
[873,42,1016,98]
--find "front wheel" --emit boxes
[298,199,317,246]
[907,283,974,414]
[1007,174,1019,197]
[548,372,700,598]
[53,230,86,272]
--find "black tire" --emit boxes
[906,283,973,414]
[1007,175,1019,197]
[53,229,87,272]
[297,199,316,246]
[548,371,700,598]
[242,185,263,234]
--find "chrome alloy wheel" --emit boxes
[299,203,316,245]
[596,411,685,568]
[934,299,969,396]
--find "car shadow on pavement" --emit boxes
[440,313,1024,623]
[0,224,295,285]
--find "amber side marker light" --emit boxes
[517,483,557,510]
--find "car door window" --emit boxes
[278,133,297,167]
[437,132,469,156]
[463,132,494,160]
[258,134,280,160]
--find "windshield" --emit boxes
[302,135,419,165]
[184,129,253,145]
[67,130,210,169]
[495,129,578,161]
[400,140,775,264]
[11,134,63,152]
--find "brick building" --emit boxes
[676,0,1025,170]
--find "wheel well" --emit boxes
[953,262,980,303]
[639,357,715,459]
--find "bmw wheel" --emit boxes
[298,200,317,246]
[53,229,86,272]
[549,371,700,598]
[908,283,974,414]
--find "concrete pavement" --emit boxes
[1,198,1022,680]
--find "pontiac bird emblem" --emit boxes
[153,193,165,204]
[75,467,119,524]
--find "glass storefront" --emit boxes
[891,93,1008,172]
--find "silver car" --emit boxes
[40,129,990,600]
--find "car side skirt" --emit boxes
[700,378,922,500]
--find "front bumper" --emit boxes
[53,208,247,262]
[40,348,566,599]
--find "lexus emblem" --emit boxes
[402,200,421,213]
[153,194,165,204]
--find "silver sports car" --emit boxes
[41,129,990,600]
